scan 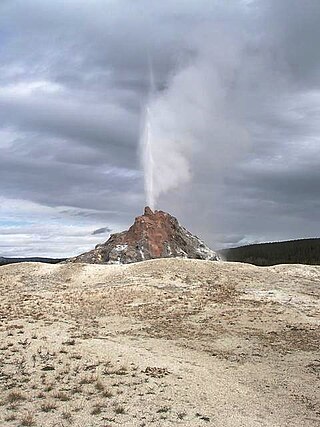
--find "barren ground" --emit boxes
[0,259,319,427]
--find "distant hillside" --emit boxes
[0,257,65,266]
[220,238,320,266]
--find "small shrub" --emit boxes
[91,405,102,415]
[20,412,34,426]
[95,380,104,391]
[41,401,57,412]
[5,414,16,421]
[177,411,187,419]
[53,391,70,401]
[114,404,125,414]
[115,366,128,375]
[157,406,170,413]
[70,385,81,394]
[62,410,72,421]
[7,391,26,404]
[63,339,75,346]
[79,375,94,385]
[70,353,82,360]
[102,389,113,398]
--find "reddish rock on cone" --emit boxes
[69,207,219,264]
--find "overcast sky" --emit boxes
[0,0,319,257]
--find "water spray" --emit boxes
[140,59,156,209]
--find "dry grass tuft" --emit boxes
[95,379,105,391]
[62,410,72,421]
[5,413,16,421]
[40,400,57,412]
[113,403,125,414]
[20,411,35,426]
[53,391,70,401]
[6,391,26,404]
[102,388,113,398]
[91,404,102,415]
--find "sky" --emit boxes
[0,0,319,257]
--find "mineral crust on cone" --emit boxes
[69,207,219,264]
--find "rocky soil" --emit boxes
[0,259,319,426]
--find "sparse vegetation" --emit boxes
[40,401,57,412]
[62,339,76,346]
[102,389,113,398]
[157,406,171,413]
[177,411,187,419]
[95,380,104,391]
[4,413,16,421]
[91,404,102,415]
[62,410,72,421]
[20,412,34,426]
[113,403,125,414]
[6,391,26,404]
[70,385,82,395]
[79,375,95,385]
[53,391,70,401]
[0,259,318,426]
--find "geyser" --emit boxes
[140,61,156,210]
[139,29,250,212]
[140,103,155,210]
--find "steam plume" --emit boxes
[140,61,156,209]
[140,28,250,209]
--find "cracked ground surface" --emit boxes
[0,258,319,426]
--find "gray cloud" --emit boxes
[92,227,111,236]
[0,0,319,256]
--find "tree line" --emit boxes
[219,238,320,266]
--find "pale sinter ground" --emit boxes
[0,258,319,427]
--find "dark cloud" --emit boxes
[0,0,319,256]
[262,0,320,88]
[92,227,111,236]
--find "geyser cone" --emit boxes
[69,207,219,264]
